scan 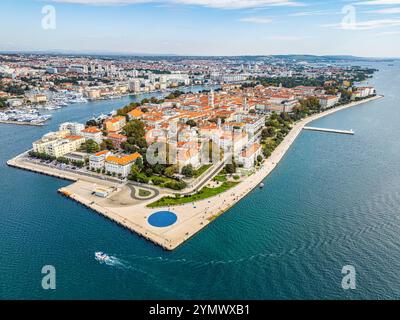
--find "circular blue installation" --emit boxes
[148,211,178,227]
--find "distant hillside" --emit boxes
[271,55,395,62]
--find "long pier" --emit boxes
[0,120,45,127]
[303,126,355,135]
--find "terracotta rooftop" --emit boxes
[106,153,141,166]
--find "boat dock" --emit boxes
[0,120,45,127]
[303,126,354,135]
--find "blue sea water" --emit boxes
[1,65,400,299]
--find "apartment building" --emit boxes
[238,143,262,169]
[82,126,103,144]
[89,150,112,171]
[107,133,128,149]
[104,116,126,133]
[318,95,340,109]
[105,153,141,177]
[59,122,85,136]
[33,134,85,158]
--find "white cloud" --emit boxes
[323,18,400,30]
[239,16,273,23]
[49,0,304,9]
[289,10,335,16]
[356,0,400,5]
[366,7,400,14]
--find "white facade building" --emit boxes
[104,153,141,178]
[82,127,103,144]
[89,150,111,171]
[238,143,262,169]
[59,122,85,136]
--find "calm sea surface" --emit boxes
[1,66,400,299]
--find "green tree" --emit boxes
[123,120,145,139]
[135,157,145,171]
[263,147,272,158]
[117,102,140,116]
[280,112,292,123]
[82,139,100,153]
[182,164,194,178]
[164,165,178,178]
[153,163,164,175]
[225,163,236,174]
[100,139,114,151]
[186,120,197,128]
[57,157,70,164]
[261,127,275,139]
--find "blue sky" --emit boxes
[0,0,400,57]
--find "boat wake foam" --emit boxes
[95,252,126,268]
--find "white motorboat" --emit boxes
[95,252,111,262]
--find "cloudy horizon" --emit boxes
[0,0,400,57]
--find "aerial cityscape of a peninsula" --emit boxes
[1,0,400,308]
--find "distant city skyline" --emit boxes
[1,0,400,57]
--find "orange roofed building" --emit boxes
[128,108,144,120]
[105,153,141,178]
[107,133,128,149]
[82,126,103,144]
[238,143,262,169]
[89,150,112,171]
[104,116,126,133]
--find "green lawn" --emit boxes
[213,175,228,183]
[138,189,151,197]
[147,181,239,208]
[193,164,212,178]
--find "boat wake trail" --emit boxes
[95,252,127,268]
[94,252,182,296]
[94,252,159,279]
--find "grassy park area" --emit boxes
[147,181,239,208]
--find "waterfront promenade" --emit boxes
[7,95,383,250]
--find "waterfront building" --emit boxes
[89,150,112,171]
[104,116,126,133]
[64,152,88,163]
[176,145,201,171]
[59,122,85,136]
[128,108,144,120]
[32,130,70,153]
[28,94,47,104]
[85,89,101,100]
[235,114,265,136]
[352,86,376,100]
[82,127,103,144]
[219,131,248,153]
[107,133,128,149]
[238,143,262,169]
[33,134,85,158]
[105,153,141,177]
[129,79,141,93]
[318,95,340,109]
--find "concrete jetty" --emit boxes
[0,120,45,127]
[303,126,355,135]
